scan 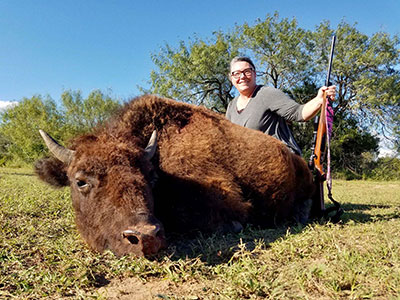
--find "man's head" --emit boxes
[229,56,256,73]
[229,56,257,97]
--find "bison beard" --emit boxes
[35,95,314,257]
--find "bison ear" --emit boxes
[34,157,70,187]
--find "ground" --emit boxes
[1,168,400,300]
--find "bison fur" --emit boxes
[35,95,315,257]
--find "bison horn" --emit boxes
[39,130,75,164]
[144,130,157,160]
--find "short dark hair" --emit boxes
[230,56,256,73]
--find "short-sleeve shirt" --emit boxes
[225,85,304,155]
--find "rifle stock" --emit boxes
[313,92,328,175]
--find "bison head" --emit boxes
[35,130,166,257]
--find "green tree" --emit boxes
[143,31,241,112]
[241,12,315,90]
[146,13,399,167]
[0,132,12,165]
[313,21,400,149]
[368,157,400,180]
[330,116,380,178]
[62,90,121,138]
[285,81,319,155]
[0,96,63,164]
[0,90,121,165]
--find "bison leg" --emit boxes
[292,197,312,225]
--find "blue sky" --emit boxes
[1,0,399,105]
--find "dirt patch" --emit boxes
[97,277,213,299]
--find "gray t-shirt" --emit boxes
[225,85,304,155]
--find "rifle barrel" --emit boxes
[325,35,336,87]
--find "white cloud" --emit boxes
[378,136,399,158]
[0,100,18,110]
[379,148,397,158]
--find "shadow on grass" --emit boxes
[158,225,296,265]
[159,202,400,265]
[332,203,400,224]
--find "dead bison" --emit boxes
[35,95,314,257]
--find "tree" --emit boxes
[0,90,121,165]
[241,17,400,154]
[0,132,12,165]
[285,81,319,156]
[241,12,315,90]
[0,96,63,163]
[143,31,241,112]
[368,156,400,180]
[145,13,399,165]
[313,21,400,150]
[330,116,380,178]
[61,90,121,139]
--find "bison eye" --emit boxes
[76,179,90,193]
[76,180,87,188]
[74,172,92,193]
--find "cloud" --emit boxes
[379,148,397,158]
[0,101,18,111]
[378,135,399,158]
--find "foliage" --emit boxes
[288,84,382,178]
[142,31,241,112]
[2,13,399,173]
[0,96,63,164]
[61,90,121,139]
[313,20,400,146]
[330,116,380,179]
[365,157,400,181]
[1,168,399,299]
[241,12,315,90]
[0,90,121,165]
[145,12,400,165]
[286,81,319,155]
[0,133,11,166]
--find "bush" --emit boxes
[366,157,400,180]
[0,91,121,165]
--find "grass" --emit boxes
[1,167,399,299]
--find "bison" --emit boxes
[35,95,314,257]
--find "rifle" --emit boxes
[308,35,343,222]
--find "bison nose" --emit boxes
[122,229,141,244]
[122,224,166,256]
[122,225,161,244]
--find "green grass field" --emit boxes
[1,167,399,299]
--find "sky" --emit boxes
[0,0,399,107]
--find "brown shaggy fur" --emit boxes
[35,95,314,256]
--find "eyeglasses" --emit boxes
[231,68,254,79]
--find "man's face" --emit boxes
[230,61,257,95]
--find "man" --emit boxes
[225,56,336,155]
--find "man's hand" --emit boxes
[302,86,336,121]
[318,85,336,101]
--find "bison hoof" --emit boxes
[231,221,244,233]
[217,220,243,234]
